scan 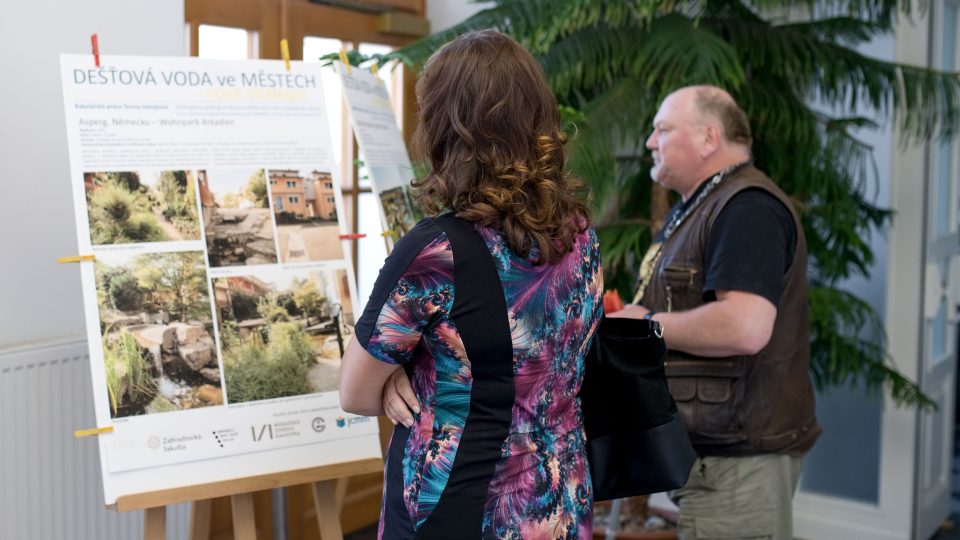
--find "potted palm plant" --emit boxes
[389,0,951,407]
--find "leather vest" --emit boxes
[641,165,821,456]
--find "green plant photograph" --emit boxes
[95,250,221,417]
[214,267,354,403]
[84,170,200,244]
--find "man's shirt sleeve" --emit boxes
[702,188,796,307]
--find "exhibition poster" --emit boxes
[60,54,381,505]
[336,62,418,244]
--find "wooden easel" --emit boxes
[115,458,382,540]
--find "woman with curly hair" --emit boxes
[340,30,603,539]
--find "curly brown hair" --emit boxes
[411,30,590,264]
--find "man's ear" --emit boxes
[699,123,722,158]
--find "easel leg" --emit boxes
[312,480,344,540]
[189,499,212,540]
[334,477,350,513]
[143,506,166,540]
[231,493,257,540]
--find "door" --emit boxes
[915,4,960,538]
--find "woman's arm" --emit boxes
[339,336,404,416]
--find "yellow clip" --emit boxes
[280,39,291,72]
[58,254,96,263]
[74,426,114,438]
[370,63,379,75]
[339,48,351,75]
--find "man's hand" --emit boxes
[604,291,776,357]
[382,368,421,428]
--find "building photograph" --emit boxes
[270,168,344,262]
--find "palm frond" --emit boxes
[390,0,665,67]
[540,26,647,99]
[708,10,960,141]
[809,285,934,409]
[777,16,893,44]
[595,218,654,294]
[392,0,941,408]
[745,0,914,23]
[565,75,657,208]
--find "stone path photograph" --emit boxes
[199,168,279,267]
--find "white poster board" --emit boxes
[336,62,418,244]
[60,54,381,506]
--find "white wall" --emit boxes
[0,0,185,351]
[427,0,488,32]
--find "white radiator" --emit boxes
[0,340,189,540]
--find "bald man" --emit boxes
[610,86,821,539]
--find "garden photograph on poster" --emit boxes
[213,266,355,403]
[199,168,279,267]
[93,250,222,418]
[369,163,418,240]
[84,170,200,245]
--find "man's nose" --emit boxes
[645,131,656,150]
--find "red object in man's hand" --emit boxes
[603,290,625,314]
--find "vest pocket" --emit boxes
[695,378,737,435]
[666,360,746,445]
[660,265,701,312]
[662,265,699,284]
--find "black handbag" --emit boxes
[580,316,697,501]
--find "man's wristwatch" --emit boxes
[643,310,657,320]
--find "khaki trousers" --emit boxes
[671,454,804,540]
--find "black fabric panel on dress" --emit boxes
[381,423,416,540]
[415,214,515,539]
[355,218,444,349]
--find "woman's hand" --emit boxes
[382,368,420,428]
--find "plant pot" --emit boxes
[592,530,677,540]
[592,498,678,540]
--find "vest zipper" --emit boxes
[665,284,673,312]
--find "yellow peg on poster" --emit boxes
[280,39,291,71]
[339,48,352,75]
[57,254,96,264]
[74,426,114,438]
